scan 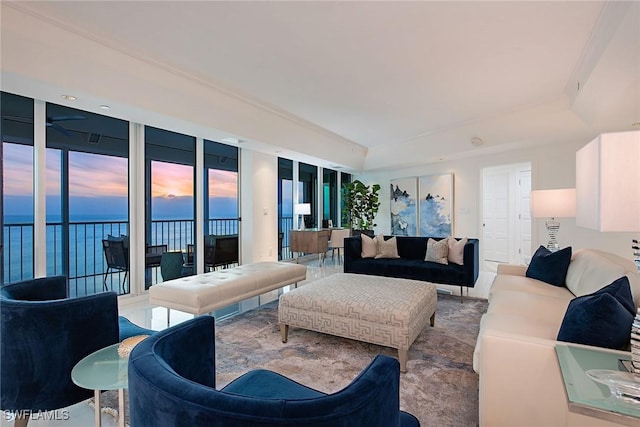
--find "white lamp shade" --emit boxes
[530,189,577,218]
[576,131,640,232]
[294,203,311,215]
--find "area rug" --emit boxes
[96,294,488,426]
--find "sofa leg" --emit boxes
[280,323,289,343]
[430,312,435,327]
[398,349,408,373]
[460,286,464,303]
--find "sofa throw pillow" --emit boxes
[375,235,400,259]
[447,237,467,265]
[525,246,572,287]
[425,238,448,265]
[557,276,635,350]
[361,234,377,258]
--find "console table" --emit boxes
[289,229,331,263]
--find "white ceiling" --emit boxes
[3,1,639,171]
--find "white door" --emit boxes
[482,163,532,265]
[482,169,510,263]
[517,169,532,264]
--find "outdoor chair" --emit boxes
[204,234,216,271]
[212,235,239,269]
[129,316,419,427]
[160,251,186,281]
[0,276,154,427]
[102,238,129,293]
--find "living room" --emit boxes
[1,1,639,426]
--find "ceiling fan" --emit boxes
[2,114,87,137]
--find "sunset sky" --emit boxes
[3,144,238,219]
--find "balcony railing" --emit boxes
[3,216,296,295]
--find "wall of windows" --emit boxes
[1,92,34,284]
[2,91,351,293]
[45,102,130,296]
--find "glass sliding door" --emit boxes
[204,140,239,273]
[323,169,338,227]
[298,162,317,228]
[145,126,195,287]
[46,102,129,296]
[278,158,294,260]
[1,92,35,284]
[341,172,352,227]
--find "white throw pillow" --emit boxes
[425,238,449,265]
[375,234,400,259]
[447,237,468,265]
[361,234,377,258]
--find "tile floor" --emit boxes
[1,257,494,427]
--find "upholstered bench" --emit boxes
[149,262,307,324]
[278,273,437,372]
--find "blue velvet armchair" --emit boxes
[0,276,153,426]
[129,316,420,427]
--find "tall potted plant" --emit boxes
[342,180,381,236]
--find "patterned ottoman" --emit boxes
[278,273,437,372]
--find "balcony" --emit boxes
[3,216,295,296]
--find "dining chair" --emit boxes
[328,228,352,264]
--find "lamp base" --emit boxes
[546,219,560,253]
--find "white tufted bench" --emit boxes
[149,262,307,324]
[279,273,437,372]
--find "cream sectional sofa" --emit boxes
[473,248,640,427]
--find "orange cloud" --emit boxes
[152,161,194,198]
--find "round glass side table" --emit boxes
[71,343,128,427]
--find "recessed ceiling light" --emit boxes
[61,94,77,101]
[470,137,484,147]
[99,104,111,110]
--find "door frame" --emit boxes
[481,162,532,269]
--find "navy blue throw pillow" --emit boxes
[557,276,635,350]
[525,246,572,287]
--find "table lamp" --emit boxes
[294,203,311,230]
[576,130,640,271]
[530,188,577,252]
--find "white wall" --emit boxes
[357,139,637,266]
[240,150,278,264]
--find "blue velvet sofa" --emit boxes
[344,236,479,297]
[129,316,420,427]
[0,276,153,424]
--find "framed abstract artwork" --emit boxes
[419,173,453,237]
[390,177,417,236]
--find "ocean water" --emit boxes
[3,214,239,287]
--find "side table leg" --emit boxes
[94,390,102,427]
[118,388,125,427]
